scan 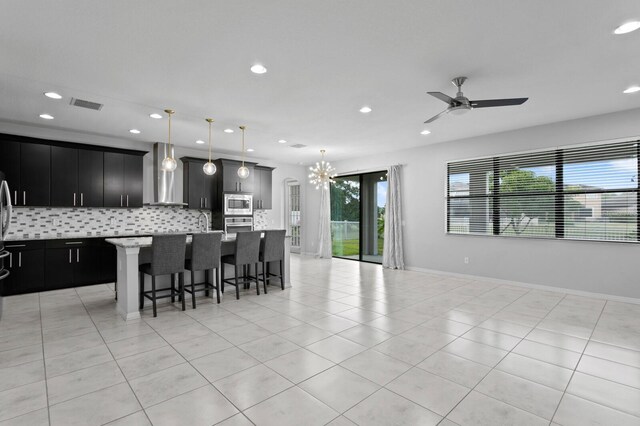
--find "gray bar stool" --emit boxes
[221,231,261,300]
[259,229,286,292]
[185,232,222,307]
[139,234,187,317]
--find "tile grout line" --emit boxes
[548,298,608,424]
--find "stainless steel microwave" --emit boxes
[224,193,253,216]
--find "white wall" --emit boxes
[304,107,640,299]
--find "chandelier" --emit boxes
[308,149,336,189]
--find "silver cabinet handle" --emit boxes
[9,252,12,268]
[23,191,26,205]
[120,195,123,207]
[205,198,207,208]
[5,244,26,248]
[18,251,21,267]
[14,190,17,205]
[74,193,76,206]
[81,193,84,206]
[77,248,80,263]
[69,249,72,263]
[65,241,83,245]
[126,194,129,207]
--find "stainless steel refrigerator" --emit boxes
[0,171,13,318]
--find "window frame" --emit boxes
[446,139,639,244]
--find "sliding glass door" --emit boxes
[330,171,387,263]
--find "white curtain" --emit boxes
[316,184,332,258]
[383,165,404,269]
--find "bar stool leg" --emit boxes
[221,264,225,293]
[279,260,284,290]
[170,274,176,304]
[151,276,157,317]
[262,261,268,294]
[191,269,196,309]
[234,265,240,300]
[214,268,220,304]
[180,273,186,311]
[255,263,260,296]
[139,272,144,309]
[205,270,210,297]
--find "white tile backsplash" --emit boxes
[6,206,211,240]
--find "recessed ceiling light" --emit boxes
[250,64,267,74]
[44,92,62,99]
[224,128,234,133]
[359,106,372,113]
[278,139,287,144]
[614,21,640,35]
[246,148,255,152]
[196,140,205,144]
[623,86,640,94]
[420,130,431,135]
[149,113,162,119]
[39,113,54,120]
[129,129,141,134]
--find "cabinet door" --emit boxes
[261,168,273,209]
[20,143,50,206]
[51,146,79,207]
[104,152,124,207]
[18,249,45,293]
[78,150,104,207]
[1,248,22,295]
[74,246,101,285]
[203,170,214,209]
[253,169,262,209]
[0,140,20,206]
[187,161,205,209]
[45,248,75,290]
[222,164,239,192]
[123,154,143,207]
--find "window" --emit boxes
[447,141,638,243]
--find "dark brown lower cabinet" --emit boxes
[1,241,45,296]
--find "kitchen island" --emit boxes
[106,233,291,320]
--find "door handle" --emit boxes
[74,193,76,206]
[1,181,12,239]
[81,193,84,206]
[18,251,21,268]
[77,248,80,263]
[69,249,72,263]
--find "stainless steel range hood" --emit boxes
[149,142,187,206]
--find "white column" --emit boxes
[115,246,141,321]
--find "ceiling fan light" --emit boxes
[449,106,471,116]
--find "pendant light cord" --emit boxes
[240,126,246,167]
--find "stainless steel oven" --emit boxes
[224,193,253,216]
[224,216,253,235]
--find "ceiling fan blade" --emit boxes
[470,98,528,108]
[424,108,449,124]
[427,92,457,105]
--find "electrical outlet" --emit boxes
[464,257,469,264]
[52,218,59,227]
[109,217,116,226]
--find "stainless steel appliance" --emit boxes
[1,171,13,318]
[224,216,253,235]
[224,193,253,216]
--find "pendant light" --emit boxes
[203,118,217,175]
[161,109,177,172]
[309,149,336,189]
[237,125,250,179]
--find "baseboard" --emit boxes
[405,265,640,305]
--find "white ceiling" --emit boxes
[1,0,639,164]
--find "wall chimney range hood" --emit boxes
[150,142,187,206]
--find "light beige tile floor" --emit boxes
[1,255,640,425]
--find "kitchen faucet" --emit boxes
[198,211,210,232]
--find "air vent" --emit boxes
[289,144,307,149]
[70,98,103,111]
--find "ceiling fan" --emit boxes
[424,77,528,123]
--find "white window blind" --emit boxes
[447,141,638,242]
